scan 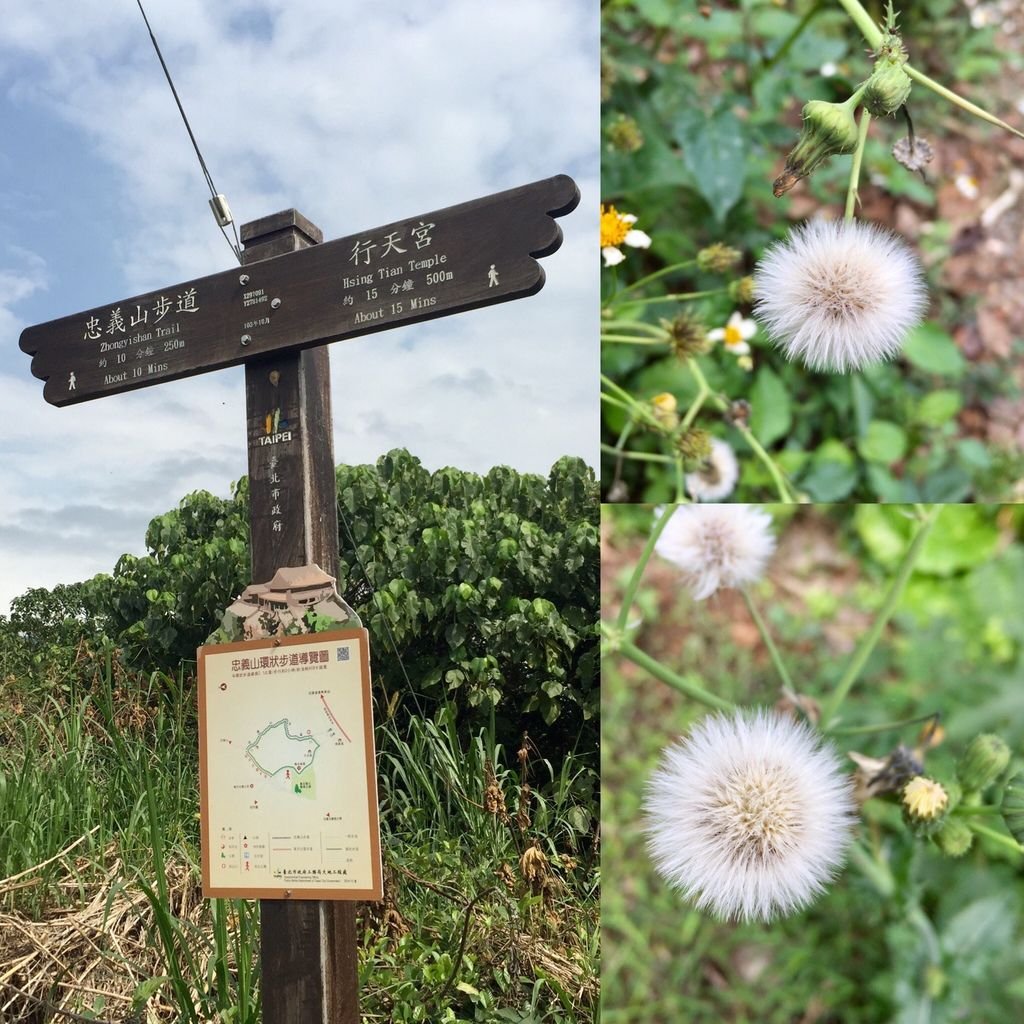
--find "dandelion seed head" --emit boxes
[654,504,775,600]
[645,710,856,922]
[685,438,740,502]
[753,219,927,373]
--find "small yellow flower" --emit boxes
[708,311,757,357]
[903,776,948,821]
[649,392,679,430]
[601,204,652,266]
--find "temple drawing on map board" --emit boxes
[225,565,359,640]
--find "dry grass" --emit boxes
[0,843,209,1024]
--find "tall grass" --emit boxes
[0,646,598,1021]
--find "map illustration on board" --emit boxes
[198,629,382,900]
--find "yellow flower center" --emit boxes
[724,323,744,347]
[600,204,632,248]
[903,776,948,820]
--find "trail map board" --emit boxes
[198,629,381,900]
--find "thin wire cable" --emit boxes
[135,0,242,262]
[337,504,431,723]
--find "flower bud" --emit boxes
[864,61,912,118]
[729,275,755,305]
[675,428,712,463]
[663,311,710,359]
[933,817,973,858]
[649,392,680,431]
[901,775,949,836]
[773,98,860,197]
[1000,773,1024,844]
[957,734,1011,794]
[697,243,742,274]
[607,114,644,153]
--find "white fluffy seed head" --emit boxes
[654,504,775,600]
[753,218,927,373]
[645,710,857,922]
[685,438,739,502]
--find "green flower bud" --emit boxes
[933,817,973,858]
[729,276,755,305]
[696,243,742,274]
[648,392,680,432]
[1000,773,1024,844]
[675,428,712,463]
[864,61,912,117]
[773,97,860,197]
[662,310,710,359]
[957,734,1011,794]
[607,114,644,153]
[901,775,949,837]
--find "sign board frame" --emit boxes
[19,175,579,407]
[197,627,382,901]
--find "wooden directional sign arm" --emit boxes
[19,174,580,407]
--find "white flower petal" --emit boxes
[707,327,726,342]
[645,710,856,922]
[624,229,652,250]
[602,245,626,267]
[726,340,751,356]
[685,439,739,502]
[753,219,927,373]
[739,318,758,340]
[653,504,775,600]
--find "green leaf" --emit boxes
[673,108,747,223]
[748,366,792,447]
[858,420,908,464]
[903,322,966,378]
[801,460,858,502]
[915,389,962,427]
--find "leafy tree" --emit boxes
[72,450,597,757]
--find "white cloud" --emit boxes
[0,0,597,614]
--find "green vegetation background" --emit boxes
[602,503,1024,1023]
[0,450,599,1023]
[602,0,1024,501]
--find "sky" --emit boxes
[0,0,598,615]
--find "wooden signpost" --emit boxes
[18,174,579,1023]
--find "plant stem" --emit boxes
[609,630,735,712]
[970,822,1024,855]
[763,0,825,74]
[845,107,872,221]
[831,711,940,736]
[674,457,686,502]
[847,841,895,897]
[601,333,666,345]
[834,0,883,48]
[599,444,676,464]
[821,506,941,728]
[604,318,667,336]
[904,65,1024,141]
[615,506,676,632]
[952,805,1002,817]
[617,259,698,296]
[740,587,795,694]
[733,422,796,503]
[616,288,729,308]
[834,0,1024,140]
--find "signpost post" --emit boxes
[18,174,578,1023]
